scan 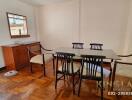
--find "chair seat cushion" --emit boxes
[73,56,82,60]
[82,63,110,77]
[103,59,112,63]
[116,64,132,78]
[30,54,53,64]
[58,63,80,73]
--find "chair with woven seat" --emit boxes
[112,54,132,90]
[55,52,80,94]
[78,55,107,99]
[28,43,53,76]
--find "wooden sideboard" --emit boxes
[2,42,40,70]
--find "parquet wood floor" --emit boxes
[0,61,132,100]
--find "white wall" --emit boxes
[80,0,129,53]
[38,0,79,49]
[124,0,132,54]
[0,0,37,68]
[37,0,130,53]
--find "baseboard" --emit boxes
[0,66,6,71]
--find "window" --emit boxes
[7,12,29,38]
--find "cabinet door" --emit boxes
[2,47,16,70]
[13,45,29,70]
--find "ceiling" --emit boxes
[18,0,68,6]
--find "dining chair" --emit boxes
[72,42,84,49]
[28,43,53,76]
[111,54,132,90]
[55,52,80,94]
[78,55,106,99]
[90,43,103,50]
[90,43,112,85]
[72,42,84,62]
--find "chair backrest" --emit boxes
[81,55,105,79]
[90,43,103,50]
[27,43,42,58]
[72,42,84,49]
[56,52,75,74]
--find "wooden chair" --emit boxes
[72,42,84,49]
[112,54,132,90]
[55,52,80,94]
[72,42,84,62]
[90,43,112,85]
[78,55,106,99]
[90,43,103,50]
[28,43,53,76]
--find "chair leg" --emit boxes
[96,81,100,92]
[111,62,117,91]
[43,64,46,76]
[78,78,82,96]
[30,63,33,73]
[55,73,58,89]
[72,74,75,94]
[109,67,112,82]
[108,68,112,90]
[53,56,55,75]
[100,81,103,100]
[64,73,65,80]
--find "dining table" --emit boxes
[51,47,120,90]
[53,47,120,60]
